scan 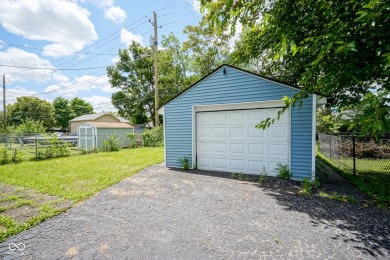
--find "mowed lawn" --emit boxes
[0,147,164,202]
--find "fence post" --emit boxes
[35,136,38,161]
[352,135,356,176]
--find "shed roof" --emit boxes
[70,113,129,123]
[82,122,134,129]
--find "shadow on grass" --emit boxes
[169,165,390,258]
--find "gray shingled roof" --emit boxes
[70,113,129,123]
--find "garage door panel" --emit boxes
[197,127,211,138]
[214,143,227,153]
[248,127,265,137]
[248,160,265,173]
[248,110,267,122]
[213,127,227,137]
[268,144,288,156]
[231,159,245,171]
[198,142,212,153]
[230,127,245,138]
[213,158,228,170]
[268,127,288,142]
[197,113,211,124]
[248,144,265,155]
[197,107,289,175]
[198,157,212,168]
[229,111,245,122]
[213,112,226,122]
[230,143,245,154]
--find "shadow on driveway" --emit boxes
[177,160,390,258]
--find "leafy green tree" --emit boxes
[7,97,55,129]
[201,0,390,130]
[347,90,390,138]
[70,97,94,118]
[107,42,155,124]
[9,120,46,134]
[107,37,193,124]
[183,22,231,77]
[316,106,338,134]
[53,97,73,130]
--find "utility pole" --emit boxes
[2,74,6,131]
[152,12,160,127]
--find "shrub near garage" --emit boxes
[143,126,164,147]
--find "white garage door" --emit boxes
[196,108,289,175]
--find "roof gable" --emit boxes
[70,113,129,123]
[159,64,304,109]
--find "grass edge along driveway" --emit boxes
[0,147,163,242]
[0,147,164,202]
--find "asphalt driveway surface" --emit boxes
[1,165,389,259]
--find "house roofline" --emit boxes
[69,113,119,122]
[158,64,326,110]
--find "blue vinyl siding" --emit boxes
[164,66,313,180]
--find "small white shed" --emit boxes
[77,122,134,149]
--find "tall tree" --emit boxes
[70,97,94,118]
[53,97,72,130]
[183,22,231,77]
[7,97,55,129]
[107,42,155,124]
[107,37,192,125]
[201,0,390,107]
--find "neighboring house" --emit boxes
[159,64,326,180]
[77,122,134,149]
[69,113,129,134]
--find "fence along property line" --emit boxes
[0,133,143,162]
[317,133,390,175]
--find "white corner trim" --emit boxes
[312,94,317,181]
[191,106,196,169]
[163,107,167,167]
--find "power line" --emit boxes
[1,42,118,55]
[0,64,107,71]
[9,5,179,82]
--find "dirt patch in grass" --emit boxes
[2,206,39,224]
[0,182,72,242]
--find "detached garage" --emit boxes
[159,64,326,180]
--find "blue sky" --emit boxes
[0,0,202,112]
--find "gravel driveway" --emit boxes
[1,164,389,259]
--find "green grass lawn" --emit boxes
[0,147,164,241]
[317,152,390,208]
[0,147,164,201]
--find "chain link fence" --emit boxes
[318,133,390,175]
[0,133,144,163]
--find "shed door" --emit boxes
[196,108,289,175]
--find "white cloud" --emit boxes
[104,6,127,23]
[0,0,97,58]
[120,28,143,45]
[0,48,63,82]
[4,86,38,105]
[88,0,126,23]
[187,0,201,14]
[42,74,114,97]
[83,95,115,112]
